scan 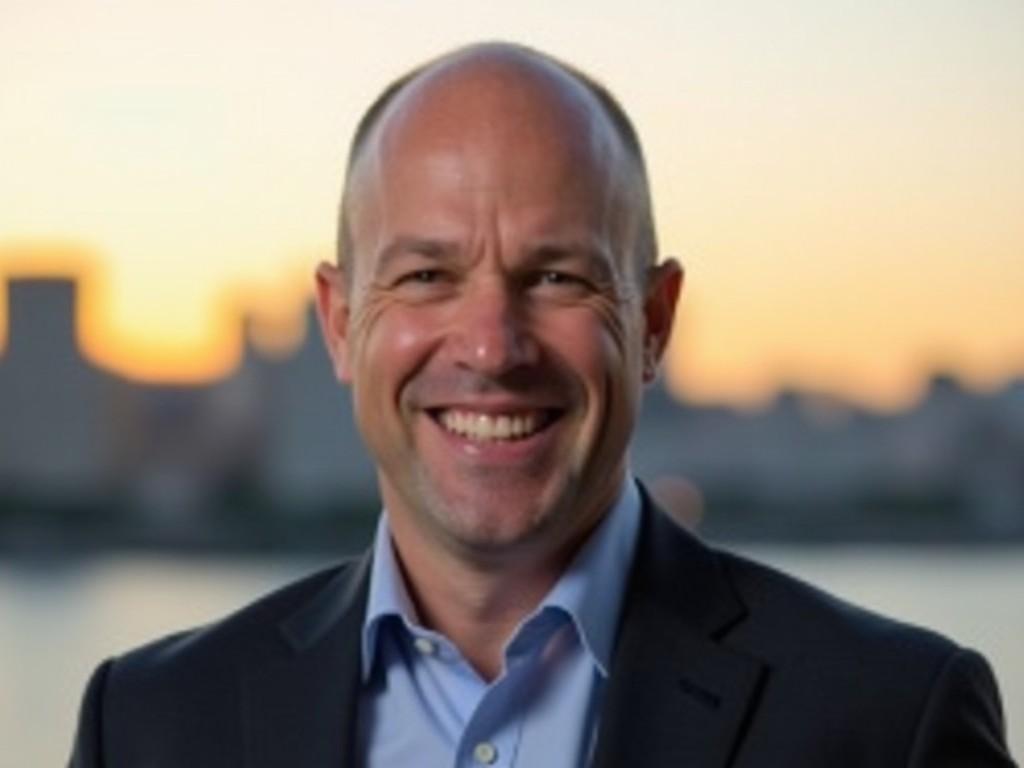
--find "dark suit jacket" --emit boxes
[69,499,1016,767]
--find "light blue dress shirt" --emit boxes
[357,479,642,768]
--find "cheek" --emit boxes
[538,302,638,393]
[582,305,645,434]
[350,300,440,403]
[376,320,429,363]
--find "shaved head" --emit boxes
[314,40,684,629]
[337,42,658,284]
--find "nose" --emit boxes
[449,277,539,376]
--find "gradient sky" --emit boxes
[2,0,1022,408]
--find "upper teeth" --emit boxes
[440,410,541,441]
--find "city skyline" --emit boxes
[3,1,1023,408]
[1,259,1020,415]
[4,272,1021,545]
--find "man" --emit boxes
[70,42,1015,767]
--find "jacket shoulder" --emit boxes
[715,546,958,664]
[113,558,359,672]
[71,559,364,766]
[708,546,1014,763]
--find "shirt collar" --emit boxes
[360,477,642,681]
[531,478,641,676]
[361,511,419,681]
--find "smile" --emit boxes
[437,409,557,442]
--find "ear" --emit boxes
[315,261,354,383]
[641,257,684,383]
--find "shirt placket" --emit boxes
[453,666,527,768]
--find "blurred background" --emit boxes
[2,0,1022,763]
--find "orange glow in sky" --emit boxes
[2,1,1023,408]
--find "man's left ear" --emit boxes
[641,258,684,383]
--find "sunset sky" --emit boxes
[2,0,1022,409]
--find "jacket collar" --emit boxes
[242,489,764,767]
[593,488,766,767]
[243,551,371,768]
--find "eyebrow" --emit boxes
[374,237,460,275]
[525,241,617,280]
[372,236,618,281]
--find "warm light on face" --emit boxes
[313,54,676,565]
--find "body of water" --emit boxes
[2,546,1020,766]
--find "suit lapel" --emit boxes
[239,496,765,767]
[593,498,766,767]
[243,552,371,768]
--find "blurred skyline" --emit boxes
[2,0,1023,408]
[4,273,1022,549]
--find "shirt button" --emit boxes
[413,636,436,655]
[473,742,498,765]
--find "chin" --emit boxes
[424,478,572,552]
[449,490,553,535]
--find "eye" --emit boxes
[398,269,443,285]
[531,270,593,289]
[529,270,593,298]
[538,270,578,285]
[387,267,456,302]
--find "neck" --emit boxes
[386,518,584,681]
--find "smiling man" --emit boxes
[70,43,1014,767]
[315,44,678,691]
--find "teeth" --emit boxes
[440,410,543,442]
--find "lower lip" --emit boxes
[428,413,562,465]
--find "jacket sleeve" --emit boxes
[908,648,1017,767]
[68,659,113,768]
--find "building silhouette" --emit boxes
[1,274,1022,547]
[0,276,375,542]
[0,278,110,501]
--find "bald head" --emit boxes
[316,43,684,588]
[337,43,658,284]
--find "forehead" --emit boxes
[380,53,611,163]
[346,53,632,242]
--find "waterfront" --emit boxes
[2,546,1021,766]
